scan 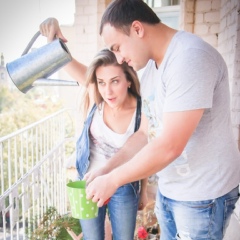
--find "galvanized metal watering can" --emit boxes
[6,31,78,93]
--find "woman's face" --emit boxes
[96,65,131,108]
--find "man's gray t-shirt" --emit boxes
[141,31,240,201]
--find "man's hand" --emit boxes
[39,17,67,43]
[85,174,118,207]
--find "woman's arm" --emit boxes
[64,58,88,86]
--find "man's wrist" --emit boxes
[108,168,123,190]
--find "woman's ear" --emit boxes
[131,20,144,37]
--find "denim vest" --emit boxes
[76,97,142,183]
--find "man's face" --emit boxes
[101,23,149,71]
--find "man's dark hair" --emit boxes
[99,0,161,35]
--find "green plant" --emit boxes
[28,206,82,240]
[0,86,63,137]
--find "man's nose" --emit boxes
[115,53,125,64]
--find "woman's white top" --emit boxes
[87,102,136,173]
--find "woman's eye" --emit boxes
[98,81,105,86]
[112,80,118,84]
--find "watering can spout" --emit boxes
[33,78,79,87]
[6,31,75,94]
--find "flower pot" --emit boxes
[66,180,98,219]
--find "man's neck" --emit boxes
[147,23,178,66]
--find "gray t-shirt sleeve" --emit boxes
[163,49,218,112]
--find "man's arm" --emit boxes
[84,113,149,184]
[86,109,204,207]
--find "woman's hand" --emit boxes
[83,166,109,185]
[39,17,67,43]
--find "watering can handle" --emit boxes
[21,31,41,56]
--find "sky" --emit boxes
[0,0,75,65]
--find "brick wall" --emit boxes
[74,0,110,66]
[180,1,220,47]
[219,0,240,150]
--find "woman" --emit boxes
[40,18,148,240]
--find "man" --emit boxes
[84,0,240,239]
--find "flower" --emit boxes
[137,226,148,239]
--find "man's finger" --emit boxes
[97,199,104,208]
[86,191,93,200]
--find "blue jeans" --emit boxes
[155,186,239,240]
[80,182,139,240]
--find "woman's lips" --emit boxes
[107,97,116,102]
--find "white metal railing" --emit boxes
[0,108,76,240]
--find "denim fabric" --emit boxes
[155,186,240,240]
[76,104,97,180]
[80,183,140,240]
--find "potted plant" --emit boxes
[135,200,160,240]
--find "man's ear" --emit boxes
[131,20,144,37]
